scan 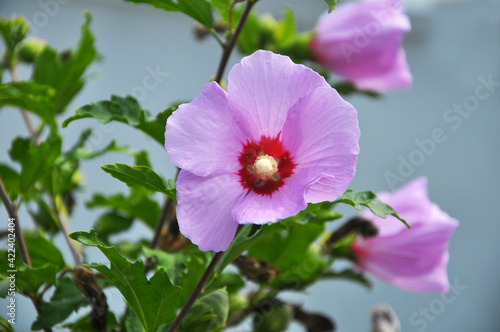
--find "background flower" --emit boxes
[352,177,459,292]
[311,0,412,91]
[165,50,360,252]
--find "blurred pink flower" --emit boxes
[165,50,360,252]
[352,177,459,292]
[311,0,412,91]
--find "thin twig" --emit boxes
[214,0,255,84]
[50,196,82,266]
[166,251,225,332]
[0,176,31,267]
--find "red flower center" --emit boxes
[237,135,296,196]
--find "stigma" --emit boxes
[253,155,278,180]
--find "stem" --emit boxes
[150,198,174,250]
[0,176,31,267]
[10,67,40,145]
[0,177,51,331]
[50,196,82,266]
[167,251,224,332]
[214,0,255,84]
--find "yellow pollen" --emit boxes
[253,155,278,180]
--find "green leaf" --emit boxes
[0,82,56,123]
[0,315,14,332]
[33,12,96,114]
[86,190,160,229]
[101,163,176,200]
[181,289,229,332]
[125,0,214,28]
[237,11,263,54]
[62,95,177,145]
[8,137,31,164]
[68,229,100,247]
[94,212,134,242]
[215,224,265,275]
[321,269,373,289]
[27,198,60,234]
[20,135,61,193]
[63,311,119,332]
[335,189,411,228]
[74,231,181,332]
[324,0,336,13]
[274,8,297,47]
[280,202,342,226]
[208,272,245,294]
[16,263,58,293]
[32,277,89,330]
[142,246,211,306]
[248,221,329,290]
[24,229,65,269]
[0,164,20,201]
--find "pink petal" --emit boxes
[353,49,412,91]
[282,87,359,203]
[165,82,247,177]
[176,170,245,252]
[231,169,319,224]
[354,177,459,293]
[313,0,411,91]
[227,50,330,142]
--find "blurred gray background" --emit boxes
[1,0,499,331]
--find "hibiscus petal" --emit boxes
[282,87,359,203]
[353,49,412,91]
[231,169,320,224]
[165,82,247,177]
[227,50,330,141]
[176,170,245,252]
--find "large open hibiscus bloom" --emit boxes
[165,50,360,252]
[311,0,412,91]
[352,177,459,292]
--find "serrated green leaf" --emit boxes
[0,82,56,123]
[62,96,177,145]
[325,0,336,13]
[31,277,89,330]
[24,229,65,269]
[101,163,176,200]
[33,13,96,114]
[335,189,411,228]
[85,238,180,332]
[68,229,100,247]
[142,246,211,306]
[19,135,61,193]
[181,289,229,332]
[94,212,134,242]
[125,0,214,28]
[0,164,20,201]
[16,263,58,294]
[86,190,160,229]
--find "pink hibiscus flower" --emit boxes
[352,177,459,292]
[165,50,360,252]
[311,0,412,91]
